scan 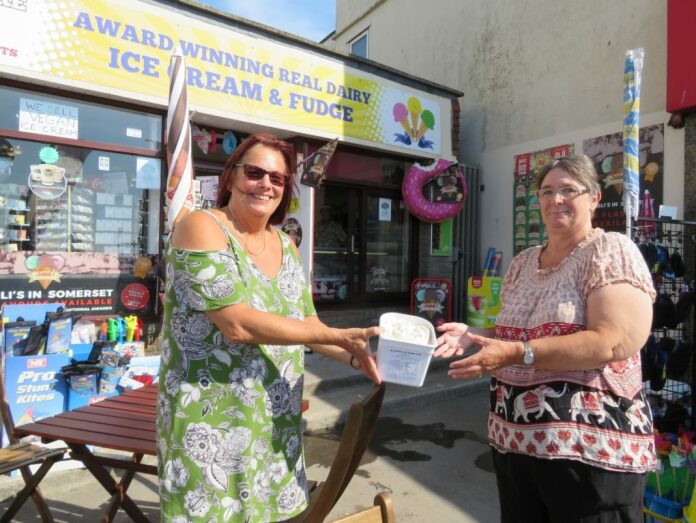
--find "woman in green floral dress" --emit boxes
[158,134,381,522]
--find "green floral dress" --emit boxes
[157,212,316,522]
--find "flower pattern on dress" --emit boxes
[158,225,314,522]
[184,486,210,517]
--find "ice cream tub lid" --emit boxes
[378,312,436,347]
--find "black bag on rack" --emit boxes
[674,288,695,326]
[643,335,668,392]
[671,250,686,278]
[653,293,678,330]
[638,243,658,271]
[666,339,692,380]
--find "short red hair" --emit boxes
[216,133,297,226]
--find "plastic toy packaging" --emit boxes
[3,320,36,355]
[45,316,72,354]
[119,356,160,390]
[71,319,97,344]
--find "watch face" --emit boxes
[523,343,534,365]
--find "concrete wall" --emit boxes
[330,0,685,269]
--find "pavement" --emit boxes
[0,350,499,522]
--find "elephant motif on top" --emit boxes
[513,384,567,422]
[624,398,651,432]
[569,390,619,428]
[492,382,512,418]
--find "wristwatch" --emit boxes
[522,341,535,366]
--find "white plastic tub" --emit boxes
[376,312,436,387]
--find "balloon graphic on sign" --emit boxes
[133,256,153,278]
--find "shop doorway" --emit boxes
[313,184,412,303]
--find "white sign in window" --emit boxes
[379,198,392,221]
[18,98,78,139]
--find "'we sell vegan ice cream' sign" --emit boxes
[0,0,447,156]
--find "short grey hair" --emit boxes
[537,154,601,195]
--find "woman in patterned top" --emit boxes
[434,155,655,522]
[158,133,381,522]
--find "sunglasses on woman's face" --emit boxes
[235,163,289,188]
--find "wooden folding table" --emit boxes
[14,384,158,523]
[14,384,309,522]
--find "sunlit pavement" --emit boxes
[310,387,499,522]
[0,388,497,522]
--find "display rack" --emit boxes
[632,217,696,432]
[0,184,31,252]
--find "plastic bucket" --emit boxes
[644,489,689,522]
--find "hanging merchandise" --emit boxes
[222,131,237,155]
[635,217,696,433]
[208,129,218,153]
[192,125,214,154]
[299,138,338,188]
[402,159,466,223]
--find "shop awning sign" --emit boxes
[0,0,448,157]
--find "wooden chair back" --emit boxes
[0,368,18,444]
[0,364,64,522]
[329,492,395,523]
[296,383,386,523]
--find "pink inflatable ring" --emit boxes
[402,159,466,223]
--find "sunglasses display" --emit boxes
[235,163,289,188]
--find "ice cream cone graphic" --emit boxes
[407,97,422,139]
[392,103,411,138]
[27,254,63,289]
[415,110,435,141]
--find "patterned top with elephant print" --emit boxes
[157,212,316,522]
[489,228,657,473]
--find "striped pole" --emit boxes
[165,48,195,233]
[622,48,644,236]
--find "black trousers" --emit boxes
[492,449,645,523]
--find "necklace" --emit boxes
[224,208,267,256]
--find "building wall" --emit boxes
[331,0,684,268]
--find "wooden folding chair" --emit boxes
[0,369,65,523]
[329,492,395,523]
[292,383,386,523]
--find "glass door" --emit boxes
[364,192,410,295]
[313,186,352,301]
[313,184,412,303]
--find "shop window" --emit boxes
[0,138,161,256]
[350,32,368,59]
[0,86,161,150]
[313,184,411,303]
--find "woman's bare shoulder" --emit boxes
[170,210,229,250]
